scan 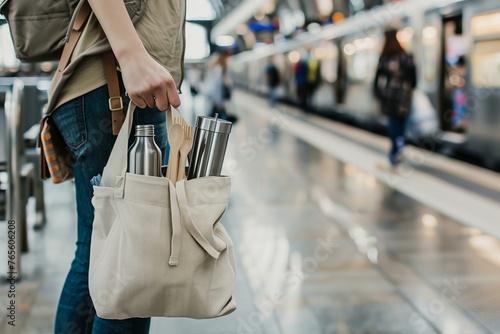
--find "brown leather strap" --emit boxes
[52,1,92,89]
[102,51,124,135]
[41,3,91,181]
[99,28,124,136]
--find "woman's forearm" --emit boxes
[87,0,148,64]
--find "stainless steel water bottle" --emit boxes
[128,125,162,176]
[187,115,232,179]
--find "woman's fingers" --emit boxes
[120,55,181,111]
[154,94,169,111]
[142,95,156,109]
[130,94,147,109]
[166,80,181,108]
[152,79,180,111]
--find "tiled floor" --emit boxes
[1,91,500,333]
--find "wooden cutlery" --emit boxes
[166,117,193,184]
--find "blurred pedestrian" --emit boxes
[294,59,308,110]
[306,56,320,110]
[207,51,235,121]
[451,55,468,131]
[374,29,417,166]
[265,58,280,108]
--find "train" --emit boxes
[228,0,500,172]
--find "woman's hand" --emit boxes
[119,49,181,111]
[88,0,181,111]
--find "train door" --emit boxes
[463,2,500,169]
[310,40,340,114]
[439,13,468,135]
[421,7,468,145]
[336,39,346,106]
[341,31,383,123]
[419,12,441,129]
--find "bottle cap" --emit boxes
[195,116,232,134]
[135,124,155,136]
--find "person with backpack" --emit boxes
[374,29,417,166]
[265,58,280,108]
[305,56,320,110]
[294,59,308,110]
[40,0,185,332]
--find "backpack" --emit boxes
[374,54,416,100]
[374,64,391,100]
[0,0,148,182]
[0,0,146,62]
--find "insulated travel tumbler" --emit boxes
[187,115,232,179]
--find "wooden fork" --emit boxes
[173,117,193,181]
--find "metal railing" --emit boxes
[2,77,48,280]
[5,79,24,278]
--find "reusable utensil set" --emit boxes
[166,117,193,184]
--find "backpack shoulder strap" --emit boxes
[51,1,92,90]
[51,0,124,135]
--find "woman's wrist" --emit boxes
[88,0,148,64]
[114,43,149,67]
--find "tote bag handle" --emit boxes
[101,102,183,189]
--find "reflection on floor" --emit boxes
[1,92,500,334]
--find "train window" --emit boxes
[422,25,439,84]
[344,35,381,83]
[184,22,210,61]
[471,39,500,88]
[471,11,500,37]
[186,0,216,21]
[0,24,20,70]
[444,21,467,65]
[314,41,339,83]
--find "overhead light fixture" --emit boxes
[186,0,216,21]
[211,0,274,42]
[215,35,236,47]
[185,22,210,60]
[261,1,276,15]
[332,12,345,23]
[307,22,322,34]
[288,51,301,63]
[254,11,266,21]
[294,10,305,28]
[317,0,334,18]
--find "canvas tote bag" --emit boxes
[89,102,237,319]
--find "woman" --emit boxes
[374,29,417,166]
[207,51,237,122]
[206,52,230,116]
[47,0,185,332]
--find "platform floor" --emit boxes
[1,91,500,334]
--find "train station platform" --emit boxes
[1,90,500,334]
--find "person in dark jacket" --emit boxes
[265,58,280,108]
[374,29,417,166]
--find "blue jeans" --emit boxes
[387,115,407,165]
[268,87,277,108]
[51,82,167,334]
